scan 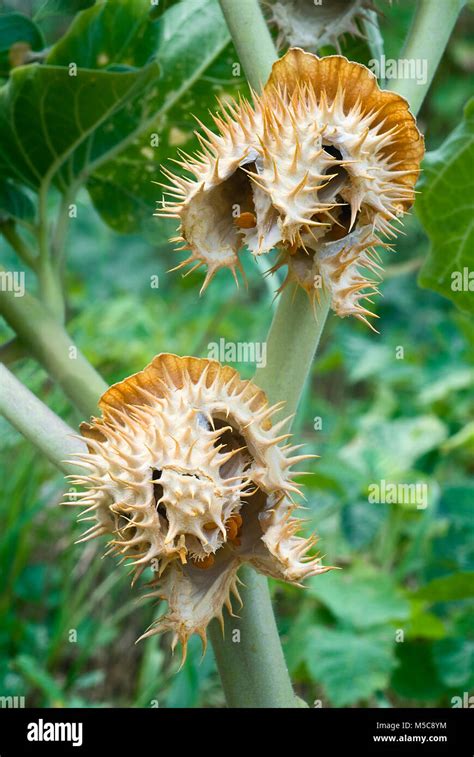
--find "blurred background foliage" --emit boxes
[0,0,473,708]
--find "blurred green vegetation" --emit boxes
[0,0,473,708]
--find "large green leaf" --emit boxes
[0,0,232,245]
[0,12,45,76]
[0,180,34,223]
[433,637,474,688]
[339,416,447,480]
[35,0,95,20]
[414,572,474,603]
[86,0,233,235]
[405,602,446,640]
[87,54,238,238]
[304,627,397,706]
[308,564,409,629]
[391,642,445,701]
[341,500,386,549]
[47,0,161,68]
[0,60,158,191]
[0,1,170,193]
[417,98,474,315]
[431,485,474,575]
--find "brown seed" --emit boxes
[192,554,215,570]
[225,513,243,542]
[234,212,257,229]
[233,514,243,529]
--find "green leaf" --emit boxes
[414,572,474,603]
[86,0,232,235]
[339,416,447,479]
[0,60,158,191]
[14,654,64,704]
[433,637,474,688]
[406,601,447,640]
[304,627,397,706]
[391,642,445,701]
[33,1,95,23]
[308,564,409,629]
[417,98,474,315]
[443,421,474,454]
[341,500,386,549]
[46,0,160,69]
[0,180,34,222]
[283,607,317,674]
[165,635,215,708]
[0,1,174,193]
[431,486,474,574]
[155,0,229,94]
[15,564,47,602]
[0,12,45,76]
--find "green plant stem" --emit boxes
[37,258,65,321]
[388,0,467,114]
[209,289,330,710]
[51,192,74,265]
[257,286,331,414]
[37,185,65,321]
[218,0,276,90]
[0,364,85,473]
[0,273,107,417]
[209,565,297,708]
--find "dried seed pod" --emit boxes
[64,354,328,658]
[264,0,377,54]
[159,48,424,327]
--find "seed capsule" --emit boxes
[65,353,330,657]
[159,48,424,328]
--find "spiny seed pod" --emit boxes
[64,354,329,659]
[264,0,376,54]
[158,48,424,328]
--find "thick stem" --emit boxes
[209,566,296,708]
[36,184,65,321]
[257,287,330,414]
[388,0,467,113]
[0,364,86,473]
[37,258,65,322]
[209,285,330,710]
[0,278,107,417]
[218,0,276,90]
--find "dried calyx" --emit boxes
[64,354,328,658]
[159,48,424,328]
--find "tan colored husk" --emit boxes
[158,48,424,328]
[64,353,329,659]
